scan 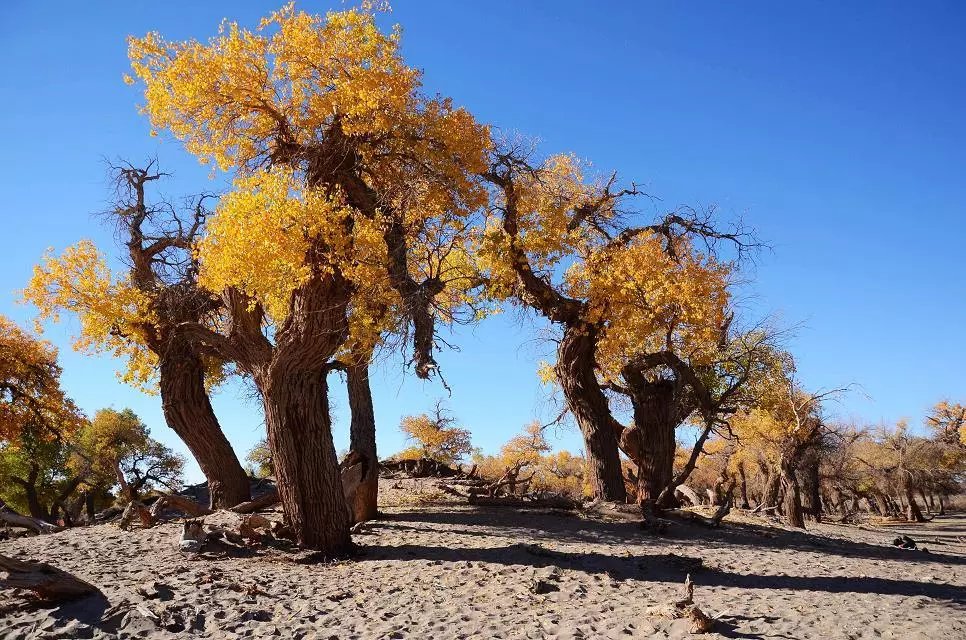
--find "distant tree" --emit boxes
[75,408,183,503]
[245,439,274,479]
[397,402,473,466]
[0,316,91,524]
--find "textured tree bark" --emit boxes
[622,379,680,507]
[762,467,782,509]
[781,461,805,528]
[13,466,48,522]
[737,462,751,509]
[902,475,926,522]
[555,327,626,502]
[260,369,351,553]
[346,362,378,523]
[799,453,822,522]
[0,555,100,601]
[159,341,250,509]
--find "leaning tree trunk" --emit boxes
[555,327,626,502]
[346,362,378,523]
[159,341,250,509]
[260,368,351,553]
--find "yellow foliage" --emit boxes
[129,3,491,360]
[23,241,158,390]
[397,411,473,465]
[0,315,86,445]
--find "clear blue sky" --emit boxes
[2,2,963,482]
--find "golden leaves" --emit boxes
[23,241,159,390]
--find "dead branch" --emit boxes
[0,508,62,535]
[230,490,280,514]
[0,554,101,601]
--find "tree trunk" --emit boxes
[624,379,679,508]
[799,453,822,522]
[555,327,626,502]
[159,341,250,509]
[781,461,805,529]
[938,494,945,516]
[762,467,781,508]
[260,368,351,553]
[346,362,378,523]
[737,462,751,509]
[902,475,926,523]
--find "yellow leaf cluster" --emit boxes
[0,315,86,445]
[574,234,731,382]
[23,241,158,390]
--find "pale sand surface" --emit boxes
[2,480,964,639]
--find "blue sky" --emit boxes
[1,2,963,482]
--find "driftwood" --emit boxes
[647,574,714,634]
[230,490,280,514]
[0,508,62,534]
[0,554,101,601]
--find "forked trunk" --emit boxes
[261,369,351,553]
[159,341,250,509]
[346,362,378,523]
[555,327,626,502]
[619,371,694,512]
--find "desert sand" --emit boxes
[1,478,964,639]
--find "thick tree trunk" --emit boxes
[781,461,805,529]
[261,369,351,553]
[346,362,378,523]
[762,467,781,508]
[623,379,678,507]
[159,342,250,509]
[902,475,926,523]
[555,327,626,502]
[799,453,822,522]
[737,462,751,509]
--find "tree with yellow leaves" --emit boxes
[25,163,250,509]
[479,143,755,503]
[397,402,473,466]
[74,408,184,504]
[0,315,89,527]
[126,4,489,551]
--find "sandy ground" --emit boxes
[1,479,964,639]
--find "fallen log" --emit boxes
[150,493,211,519]
[0,508,62,534]
[230,490,280,514]
[0,554,101,601]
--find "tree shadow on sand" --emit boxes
[375,507,966,567]
[358,540,966,608]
